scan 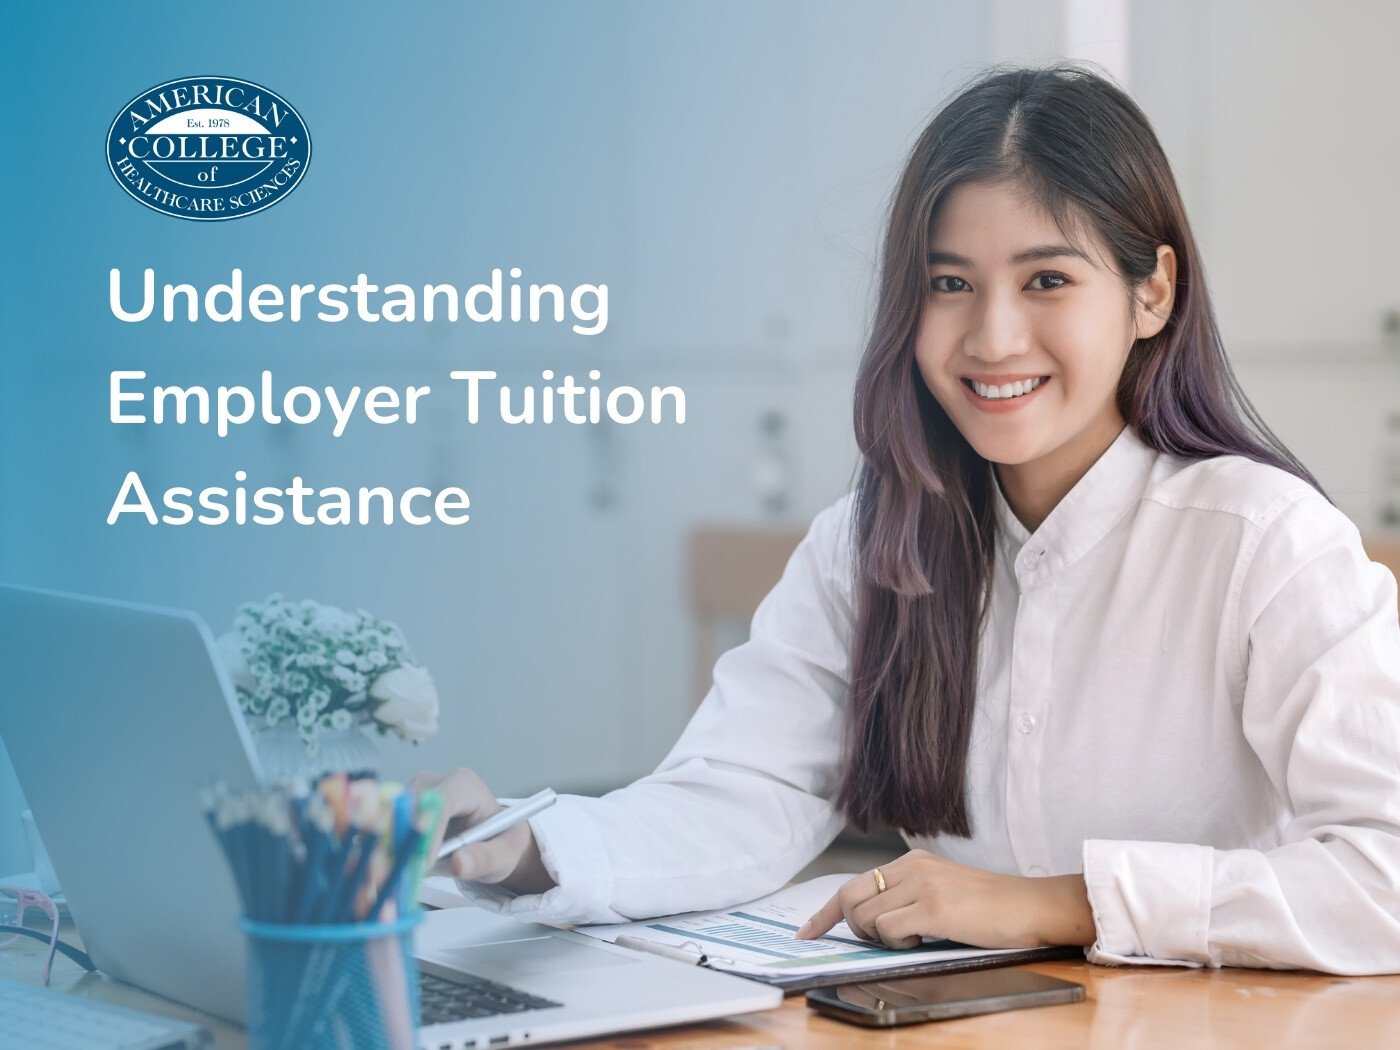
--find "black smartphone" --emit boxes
[806,968,1085,1027]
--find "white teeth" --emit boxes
[970,377,1045,399]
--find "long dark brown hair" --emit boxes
[835,62,1327,838]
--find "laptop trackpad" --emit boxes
[443,936,635,981]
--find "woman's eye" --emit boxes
[928,273,1069,294]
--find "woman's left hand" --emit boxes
[794,849,1096,950]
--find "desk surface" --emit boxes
[6,918,1400,1049]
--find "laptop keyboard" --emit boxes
[418,970,563,1025]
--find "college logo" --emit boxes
[105,76,311,221]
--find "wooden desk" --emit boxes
[561,960,1400,1048]
[6,917,1400,1048]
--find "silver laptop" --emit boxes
[0,584,781,1045]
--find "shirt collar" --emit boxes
[992,424,1158,587]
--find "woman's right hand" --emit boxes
[408,767,557,896]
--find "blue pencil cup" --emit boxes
[239,911,423,1050]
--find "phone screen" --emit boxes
[807,968,1085,1027]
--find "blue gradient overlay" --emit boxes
[0,0,985,868]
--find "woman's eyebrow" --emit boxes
[926,244,1093,267]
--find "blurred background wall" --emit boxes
[3,0,1398,877]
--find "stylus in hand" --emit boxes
[435,788,557,860]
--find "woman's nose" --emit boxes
[963,294,1032,362]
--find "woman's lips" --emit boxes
[959,376,1050,414]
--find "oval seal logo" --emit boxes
[105,76,311,221]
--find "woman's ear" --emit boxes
[1135,245,1177,340]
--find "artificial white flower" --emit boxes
[313,606,358,633]
[369,666,440,743]
[332,665,368,692]
[221,594,435,754]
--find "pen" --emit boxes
[403,789,443,911]
[368,825,424,920]
[435,788,557,860]
[321,772,349,839]
[615,936,710,967]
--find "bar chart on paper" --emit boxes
[574,874,1038,982]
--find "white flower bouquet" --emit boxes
[216,593,440,755]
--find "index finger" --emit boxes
[428,768,502,864]
[795,891,846,940]
[408,770,443,796]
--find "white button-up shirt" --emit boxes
[460,424,1400,974]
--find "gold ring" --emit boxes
[873,867,887,893]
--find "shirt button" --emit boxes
[1015,713,1037,734]
[1028,866,1048,877]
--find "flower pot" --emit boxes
[252,723,381,782]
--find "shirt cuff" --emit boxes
[448,794,618,928]
[1081,839,1214,968]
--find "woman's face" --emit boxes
[914,180,1154,475]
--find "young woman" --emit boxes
[413,64,1400,974]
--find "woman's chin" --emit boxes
[963,432,1046,468]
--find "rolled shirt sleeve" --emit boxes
[453,495,858,927]
[1083,489,1400,973]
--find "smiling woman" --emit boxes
[417,62,1400,980]
[914,179,1177,531]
